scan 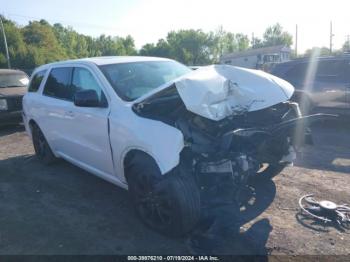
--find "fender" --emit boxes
[108,108,185,183]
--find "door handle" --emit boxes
[65,110,75,117]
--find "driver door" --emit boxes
[61,67,114,175]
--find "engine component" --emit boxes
[299,194,350,228]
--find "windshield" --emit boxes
[0,73,29,88]
[99,60,191,101]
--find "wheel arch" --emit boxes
[29,119,38,128]
[122,149,164,184]
[28,118,58,157]
[27,119,39,137]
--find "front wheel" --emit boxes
[126,153,200,236]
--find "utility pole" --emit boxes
[295,24,298,57]
[329,21,334,55]
[0,15,10,69]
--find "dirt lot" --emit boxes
[0,120,349,255]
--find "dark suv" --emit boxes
[0,69,29,126]
[271,55,350,115]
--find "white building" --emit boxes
[220,45,291,71]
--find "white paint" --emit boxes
[174,65,294,121]
[23,57,295,190]
[23,57,184,188]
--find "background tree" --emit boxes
[166,29,214,65]
[210,26,250,62]
[139,39,172,58]
[0,16,27,68]
[304,47,331,57]
[0,17,137,69]
[140,29,215,65]
[343,39,350,52]
[262,23,293,47]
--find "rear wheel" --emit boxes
[125,152,200,236]
[31,124,57,165]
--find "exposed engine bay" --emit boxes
[136,68,336,198]
[132,76,332,191]
[133,65,335,197]
[135,93,316,184]
[131,65,336,245]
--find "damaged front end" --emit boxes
[133,65,335,194]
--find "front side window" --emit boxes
[43,67,73,100]
[0,72,29,88]
[99,61,191,101]
[28,70,46,92]
[71,67,103,100]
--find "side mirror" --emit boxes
[74,90,101,107]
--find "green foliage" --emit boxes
[262,23,293,47]
[251,23,293,49]
[0,16,137,69]
[210,26,249,62]
[304,47,331,57]
[343,39,350,52]
[140,29,215,65]
[139,39,172,58]
[0,16,296,69]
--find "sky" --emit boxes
[1,0,350,54]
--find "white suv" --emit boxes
[23,56,324,236]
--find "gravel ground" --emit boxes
[0,120,349,255]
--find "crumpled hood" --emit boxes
[175,65,294,121]
[0,86,27,97]
[136,65,294,121]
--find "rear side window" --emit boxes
[28,70,46,92]
[43,67,73,100]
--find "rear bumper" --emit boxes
[0,110,22,126]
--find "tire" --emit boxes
[125,152,200,237]
[248,162,287,184]
[31,124,57,165]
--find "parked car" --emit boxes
[271,55,350,115]
[0,69,29,126]
[23,57,326,236]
